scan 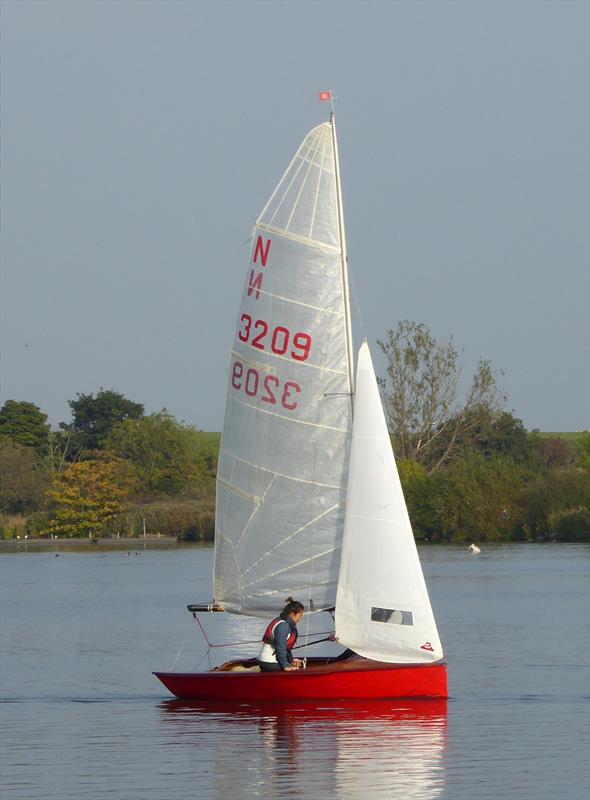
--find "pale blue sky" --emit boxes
[1,0,588,431]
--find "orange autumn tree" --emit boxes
[46,455,136,537]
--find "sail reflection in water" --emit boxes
[159,701,447,800]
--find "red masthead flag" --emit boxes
[318,91,332,101]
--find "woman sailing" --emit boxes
[257,598,305,672]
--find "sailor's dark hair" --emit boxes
[280,597,305,618]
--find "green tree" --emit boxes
[577,432,590,473]
[436,451,524,541]
[378,322,505,471]
[445,451,524,541]
[0,400,51,455]
[397,458,443,540]
[546,507,590,542]
[0,440,49,513]
[46,454,136,537]
[398,450,526,542]
[62,389,144,452]
[517,468,590,540]
[432,408,539,468]
[105,411,207,495]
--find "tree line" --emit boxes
[377,322,589,541]
[1,321,588,542]
[0,392,217,541]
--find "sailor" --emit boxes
[257,598,304,672]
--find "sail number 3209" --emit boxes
[238,314,312,362]
[231,361,301,411]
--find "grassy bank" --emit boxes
[537,432,586,443]
[0,536,187,552]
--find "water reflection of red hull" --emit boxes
[161,698,448,720]
[154,658,447,701]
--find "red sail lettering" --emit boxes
[253,236,271,266]
[247,269,263,300]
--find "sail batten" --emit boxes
[214,120,353,618]
[231,341,349,372]
[256,222,341,252]
[284,133,324,231]
[226,395,350,433]
[246,288,345,316]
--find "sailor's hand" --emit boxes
[284,665,299,671]
[292,658,303,668]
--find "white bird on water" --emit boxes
[469,543,481,554]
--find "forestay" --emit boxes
[214,122,353,618]
[335,343,443,663]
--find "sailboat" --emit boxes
[154,112,447,701]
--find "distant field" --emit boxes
[196,431,222,450]
[537,432,587,443]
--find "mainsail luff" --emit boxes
[213,120,354,618]
[330,113,355,402]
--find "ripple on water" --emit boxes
[1,545,589,799]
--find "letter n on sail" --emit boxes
[247,269,263,299]
[253,236,271,266]
[247,237,271,299]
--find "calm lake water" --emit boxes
[1,544,589,799]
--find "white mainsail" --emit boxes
[214,122,353,617]
[334,342,444,663]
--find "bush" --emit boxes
[399,451,527,542]
[102,500,215,541]
[27,512,51,538]
[0,440,49,513]
[547,507,590,542]
[517,468,590,539]
[0,514,28,540]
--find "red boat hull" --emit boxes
[154,660,447,701]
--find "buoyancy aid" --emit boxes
[258,617,297,664]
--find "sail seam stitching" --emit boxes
[244,287,344,317]
[224,505,342,595]
[256,222,340,253]
[235,474,278,549]
[284,132,324,232]
[216,477,260,503]
[240,543,340,591]
[261,125,332,227]
[218,451,342,489]
[227,394,350,432]
[309,123,328,239]
[232,344,347,375]
[267,137,315,227]
[258,128,314,224]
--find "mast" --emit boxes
[330,111,355,403]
